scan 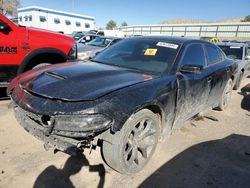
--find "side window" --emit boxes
[76,22,81,27]
[85,23,90,28]
[54,18,60,24]
[247,47,250,56]
[39,16,46,22]
[205,45,222,65]
[65,20,71,25]
[181,44,206,66]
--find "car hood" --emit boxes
[27,27,74,43]
[77,44,103,53]
[12,62,155,101]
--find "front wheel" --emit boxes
[217,79,233,111]
[102,109,160,174]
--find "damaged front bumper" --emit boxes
[14,107,110,156]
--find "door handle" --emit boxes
[207,77,212,82]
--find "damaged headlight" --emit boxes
[54,114,112,132]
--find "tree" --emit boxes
[106,20,117,30]
[242,15,250,22]
[0,0,21,16]
[121,22,128,27]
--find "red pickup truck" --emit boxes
[0,14,77,87]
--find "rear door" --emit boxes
[173,43,213,129]
[204,44,229,108]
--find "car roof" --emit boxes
[128,35,212,45]
[216,42,248,47]
[98,36,122,40]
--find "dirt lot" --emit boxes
[0,77,250,188]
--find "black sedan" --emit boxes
[7,36,237,174]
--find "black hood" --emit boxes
[19,62,155,101]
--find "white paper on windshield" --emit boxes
[156,42,179,49]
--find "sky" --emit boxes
[21,0,250,28]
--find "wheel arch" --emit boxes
[17,48,68,74]
[132,103,166,133]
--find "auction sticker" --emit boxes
[156,42,179,49]
[144,48,158,56]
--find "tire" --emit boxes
[32,63,51,69]
[217,79,233,111]
[102,109,160,174]
[233,71,243,90]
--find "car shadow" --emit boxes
[33,152,106,188]
[139,134,250,188]
[238,83,250,112]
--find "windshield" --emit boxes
[93,38,180,74]
[218,45,243,60]
[73,32,85,40]
[87,38,111,47]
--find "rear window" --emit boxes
[218,45,243,60]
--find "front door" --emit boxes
[0,18,19,81]
[173,43,212,129]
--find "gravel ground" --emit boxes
[0,77,249,188]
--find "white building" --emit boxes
[17,6,95,34]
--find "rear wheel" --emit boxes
[102,109,160,174]
[217,79,233,111]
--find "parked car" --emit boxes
[217,42,250,89]
[77,36,122,60]
[96,30,125,37]
[72,30,99,41]
[8,36,237,174]
[0,13,77,88]
[76,34,100,44]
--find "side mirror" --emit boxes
[180,64,203,74]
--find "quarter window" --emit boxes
[205,45,222,65]
[181,44,205,66]
[39,16,46,22]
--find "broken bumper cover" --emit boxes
[14,107,111,155]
